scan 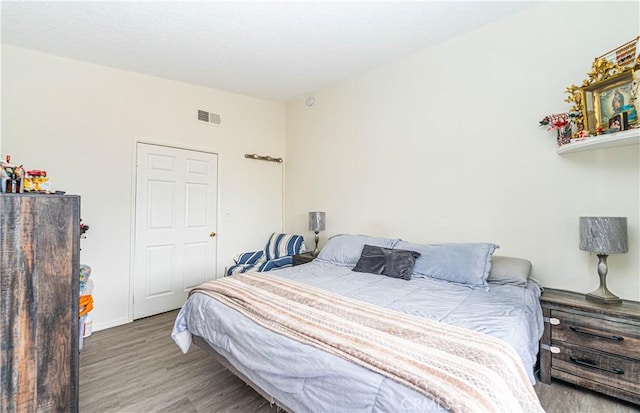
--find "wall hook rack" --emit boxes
[244,153,283,163]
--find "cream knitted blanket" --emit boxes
[191,272,543,413]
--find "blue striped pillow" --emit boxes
[260,256,294,272]
[227,263,252,275]
[234,250,265,265]
[265,233,305,260]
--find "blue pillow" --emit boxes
[394,241,499,287]
[316,234,399,266]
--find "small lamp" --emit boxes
[308,211,326,256]
[579,217,628,304]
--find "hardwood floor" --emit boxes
[80,310,640,412]
[79,311,277,413]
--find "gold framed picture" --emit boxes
[565,37,640,137]
[581,70,638,134]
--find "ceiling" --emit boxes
[1,1,536,102]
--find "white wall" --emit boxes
[2,46,286,330]
[285,2,640,300]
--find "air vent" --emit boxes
[197,109,222,126]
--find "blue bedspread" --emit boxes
[172,261,543,413]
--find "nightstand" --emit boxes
[292,252,315,266]
[539,288,640,404]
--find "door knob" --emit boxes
[209,231,216,237]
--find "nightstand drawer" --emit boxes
[551,310,640,359]
[553,341,640,396]
[540,289,640,404]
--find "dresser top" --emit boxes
[0,193,80,200]
[541,288,640,322]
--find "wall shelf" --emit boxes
[556,129,640,154]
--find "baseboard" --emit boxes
[92,317,132,332]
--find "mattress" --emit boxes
[172,261,544,413]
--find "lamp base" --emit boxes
[586,289,622,304]
[585,254,622,304]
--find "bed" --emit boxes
[172,235,545,412]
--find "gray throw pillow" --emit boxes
[487,255,532,287]
[352,244,420,280]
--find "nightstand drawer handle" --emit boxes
[569,356,624,375]
[569,326,624,341]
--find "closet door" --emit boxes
[133,143,218,319]
[0,194,80,413]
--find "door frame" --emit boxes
[128,138,221,323]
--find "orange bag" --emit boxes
[79,295,94,317]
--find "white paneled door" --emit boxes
[133,143,218,319]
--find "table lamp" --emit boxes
[308,211,326,256]
[579,217,628,304]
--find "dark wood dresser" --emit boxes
[539,288,640,404]
[0,193,80,412]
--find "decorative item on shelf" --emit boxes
[606,112,629,133]
[579,216,628,304]
[564,36,640,137]
[564,84,586,138]
[581,70,637,134]
[539,113,576,146]
[308,211,326,256]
